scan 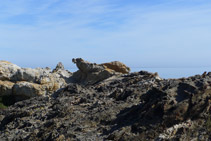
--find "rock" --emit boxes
[72,58,105,73]
[71,58,113,85]
[102,61,130,74]
[0,70,211,140]
[39,75,65,93]
[13,81,46,98]
[0,61,72,104]
[0,61,21,81]
[53,62,64,72]
[52,62,72,82]
[0,80,14,96]
[15,68,46,83]
[71,58,130,85]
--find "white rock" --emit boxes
[13,81,46,98]
[0,61,21,81]
[0,61,72,100]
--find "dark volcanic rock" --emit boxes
[0,71,211,140]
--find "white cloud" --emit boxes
[0,0,211,68]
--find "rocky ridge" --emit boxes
[0,58,130,104]
[0,61,72,103]
[71,58,130,85]
[0,59,210,140]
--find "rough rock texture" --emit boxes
[0,70,210,140]
[13,82,46,98]
[102,61,130,74]
[71,58,130,85]
[0,61,72,102]
[0,58,130,101]
[52,62,64,72]
[0,61,21,81]
[0,80,14,96]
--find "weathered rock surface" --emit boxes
[52,62,64,72]
[0,80,14,96]
[102,61,130,74]
[0,58,130,102]
[13,82,46,98]
[0,61,72,102]
[71,58,130,85]
[0,70,210,140]
[0,61,21,81]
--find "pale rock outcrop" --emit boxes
[102,61,130,74]
[52,62,72,83]
[13,81,46,98]
[0,58,131,102]
[0,61,21,81]
[71,58,130,85]
[52,62,64,72]
[39,74,66,92]
[0,61,72,101]
[72,58,105,73]
[14,68,50,82]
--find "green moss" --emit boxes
[0,103,7,109]
[0,97,7,109]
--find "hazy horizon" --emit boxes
[1,0,211,69]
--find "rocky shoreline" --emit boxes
[0,59,210,140]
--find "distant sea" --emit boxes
[69,67,211,79]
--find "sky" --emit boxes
[0,0,211,70]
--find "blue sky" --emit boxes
[1,0,211,69]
